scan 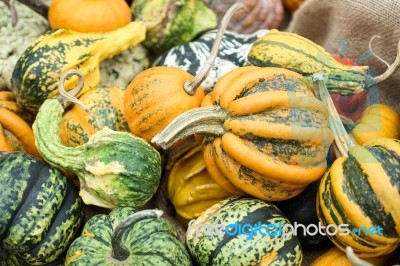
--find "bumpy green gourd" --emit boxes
[132,0,217,53]
[32,99,162,209]
[11,21,146,113]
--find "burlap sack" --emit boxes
[287,0,400,112]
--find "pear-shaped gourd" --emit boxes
[32,71,162,209]
[11,21,146,113]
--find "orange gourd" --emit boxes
[48,0,132,32]
[123,3,245,145]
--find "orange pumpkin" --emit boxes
[123,3,245,146]
[48,0,132,32]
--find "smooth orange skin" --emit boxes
[124,66,205,145]
[48,0,132,32]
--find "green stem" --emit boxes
[152,106,228,149]
[183,3,246,95]
[111,209,163,261]
[313,75,356,158]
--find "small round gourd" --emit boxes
[48,0,132,32]
[0,152,83,265]
[186,197,303,265]
[65,208,192,265]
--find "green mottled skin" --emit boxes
[11,22,146,113]
[0,152,83,265]
[186,197,303,266]
[132,0,217,52]
[66,207,192,265]
[247,39,371,95]
[33,99,162,209]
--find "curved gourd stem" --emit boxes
[111,209,163,261]
[371,39,400,84]
[57,69,103,129]
[183,3,247,95]
[313,75,356,158]
[152,106,228,149]
[346,247,374,266]
[2,0,49,26]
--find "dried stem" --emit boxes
[346,247,374,266]
[183,3,247,95]
[152,106,228,149]
[57,70,103,130]
[313,74,356,158]
[371,39,400,84]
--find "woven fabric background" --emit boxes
[287,0,400,112]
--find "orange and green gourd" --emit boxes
[153,66,334,201]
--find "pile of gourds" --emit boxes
[0,0,399,265]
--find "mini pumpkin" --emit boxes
[65,208,192,265]
[153,66,334,201]
[314,77,400,258]
[124,4,244,145]
[48,0,132,32]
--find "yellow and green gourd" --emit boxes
[11,21,146,113]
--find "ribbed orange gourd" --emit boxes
[153,66,334,201]
[48,0,132,32]
[123,3,245,145]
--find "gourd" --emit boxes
[341,104,400,145]
[131,0,217,54]
[11,20,146,113]
[153,28,268,92]
[65,208,192,265]
[186,197,303,265]
[314,77,400,258]
[59,86,129,147]
[204,0,284,34]
[153,66,334,201]
[32,70,162,209]
[247,29,400,95]
[0,151,83,265]
[0,0,49,91]
[124,3,244,145]
[168,145,232,224]
[0,91,40,157]
[48,0,132,33]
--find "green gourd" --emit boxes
[65,208,192,265]
[32,71,162,209]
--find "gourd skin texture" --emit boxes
[132,0,217,53]
[124,66,205,144]
[317,138,400,258]
[33,99,162,209]
[350,104,400,145]
[186,197,303,266]
[65,207,192,265]
[48,0,132,33]
[0,152,83,265]
[11,21,146,113]
[59,86,129,147]
[202,67,333,200]
[168,145,232,223]
[247,29,370,95]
